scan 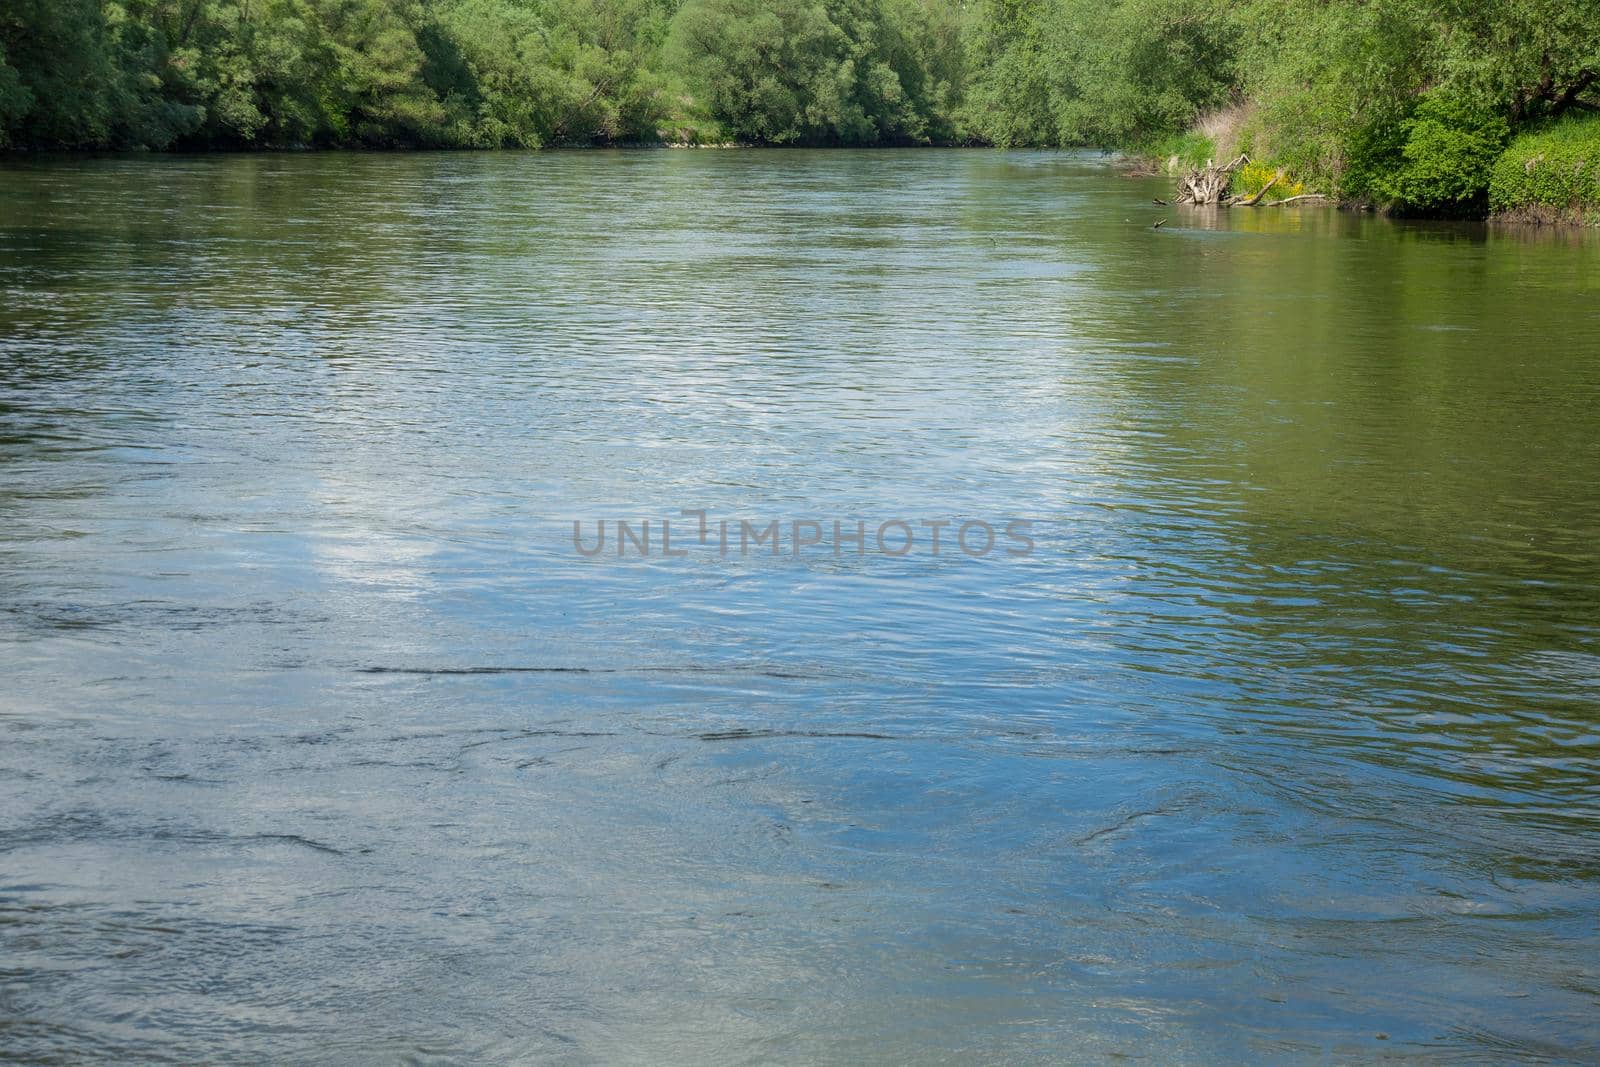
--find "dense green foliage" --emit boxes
[1489,115,1600,222]
[665,0,960,143]
[0,0,959,147]
[1371,94,1511,215]
[958,0,1237,148]
[958,0,1600,214]
[0,0,695,148]
[2,0,1598,217]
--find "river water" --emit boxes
[2,150,1598,1062]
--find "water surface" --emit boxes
[2,150,1599,1062]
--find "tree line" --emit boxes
[0,0,964,150]
[3,0,1598,213]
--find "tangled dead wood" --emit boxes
[1175,154,1249,204]
[1173,155,1324,208]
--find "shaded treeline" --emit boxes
[0,0,963,148]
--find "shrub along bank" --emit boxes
[1489,116,1600,225]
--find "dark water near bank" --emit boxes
[2,150,1599,1063]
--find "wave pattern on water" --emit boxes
[2,150,1599,1063]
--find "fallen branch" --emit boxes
[1230,169,1282,207]
[1262,193,1329,207]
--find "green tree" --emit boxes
[314,0,445,144]
[668,0,854,143]
[0,0,122,146]
[961,0,1235,147]
[0,41,34,147]
[954,0,1056,146]
[666,0,952,144]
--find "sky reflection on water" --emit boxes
[2,150,1599,1063]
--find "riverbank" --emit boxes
[9,128,1597,230]
[1139,110,1600,227]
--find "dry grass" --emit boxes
[1193,102,1255,162]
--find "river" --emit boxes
[2,149,1598,1062]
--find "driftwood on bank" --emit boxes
[1173,154,1320,208]
[1174,154,1250,205]
[1262,193,1329,207]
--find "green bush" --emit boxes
[1374,92,1509,214]
[1489,116,1600,224]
